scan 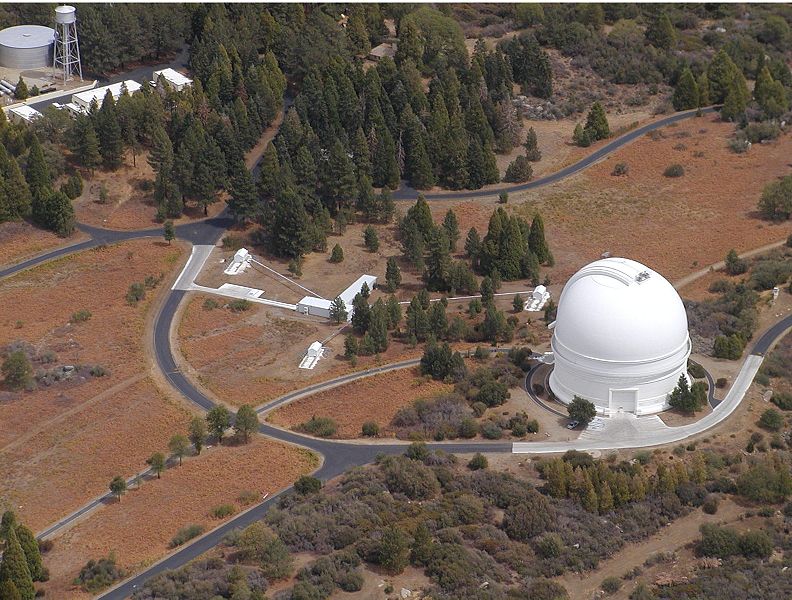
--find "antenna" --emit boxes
[53,5,81,82]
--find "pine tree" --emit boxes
[321,138,357,213]
[368,300,389,352]
[528,214,551,265]
[0,149,31,220]
[385,257,401,292]
[97,90,124,169]
[400,218,425,269]
[673,67,699,111]
[721,79,747,122]
[329,297,348,324]
[425,228,452,291]
[598,482,614,513]
[584,102,610,141]
[351,127,372,180]
[406,194,434,240]
[696,72,710,107]
[402,106,435,189]
[466,137,487,189]
[0,527,34,600]
[372,126,400,189]
[228,161,259,223]
[72,115,101,172]
[524,127,541,161]
[364,225,379,252]
[0,580,21,600]
[573,123,591,147]
[581,474,599,513]
[707,49,743,104]
[330,243,344,263]
[465,227,481,261]
[351,292,371,334]
[269,187,311,259]
[38,191,75,236]
[645,12,676,50]
[257,144,282,202]
[386,295,402,328]
[14,76,28,101]
[14,525,43,582]
[481,141,500,185]
[25,137,51,212]
[147,126,174,174]
[504,155,533,182]
[442,209,460,251]
[405,296,429,341]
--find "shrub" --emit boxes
[480,420,503,440]
[125,282,146,305]
[73,554,124,592]
[697,523,741,558]
[716,377,727,389]
[2,349,33,391]
[228,299,251,313]
[771,392,792,410]
[688,361,706,379]
[468,453,488,470]
[202,298,219,310]
[663,164,685,177]
[71,309,92,323]
[602,576,622,594]
[237,490,260,505]
[612,162,629,176]
[702,495,720,514]
[169,524,205,548]
[361,421,379,437]
[504,155,533,182]
[294,475,322,495]
[90,365,108,377]
[61,174,83,199]
[210,504,236,518]
[297,416,338,437]
[759,408,784,431]
[330,243,344,263]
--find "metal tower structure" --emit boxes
[53,5,81,82]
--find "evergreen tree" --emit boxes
[147,126,173,174]
[645,12,676,50]
[673,67,699,111]
[572,123,591,147]
[424,227,452,291]
[269,187,311,259]
[721,78,747,122]
[401,106,435,189]
[72,115,101,172]
[351,292,371,334]
[504,155,533,182]
[372,126,400,189]
[442,209,460,251]
[257,144,282,202]
[465,227,481,261]
[696,72,711,107]
[330,297,348,324]
[228,161,259,223]
[466,137,487,189]
[428,301,448,339]
[406,194,434,239]
[0,149,31,221]
[584,102,610,141]
[400,218,425,269]
[385,257,401,291]
[321,138,357,213]
[36,191,75,236]
[329,243,344,263]
[14,525,43,582]
[351,127,372,179]
[363,225,379,252]
[0,580,21,600]
[528,214,551,265]
[97,90,124,169]
[524,127,541,161]
[14,76,28,100]
[754,66,789,119]
[386,295,402,328]
[0,527,34,600]
[25,137,51,210]
[481,141,500,185]
[368,300,389,352]
[482,305,511,345]
[707,49,743,104]
[405,296,429,341]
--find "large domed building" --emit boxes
[548,257,691,416]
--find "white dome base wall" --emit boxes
[548,257,692,417]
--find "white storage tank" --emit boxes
[0,25,55,69]
[548,258,691,416]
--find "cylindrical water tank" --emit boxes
[0,79,16,92]
[0,25,55,69]
[55,5,77,25]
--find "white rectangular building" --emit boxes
[152,68,193,92]
[8,104,42,124]
[296,274,377,321]
[70,80,142,114]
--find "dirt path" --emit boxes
[0,374,146,456]
[558,498,745,600]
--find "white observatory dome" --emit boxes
[548,257,691,416]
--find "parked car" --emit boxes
[566,420,580,430]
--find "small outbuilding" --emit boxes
[8,104,42,124]
[368,43,396,61]
[152,68,192,92]
[297,274,377,321]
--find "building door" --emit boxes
[610,388,638,414]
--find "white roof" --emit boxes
[298,296,332,310]
[72,80,142,107]
[338,275,377,307]
[153,68,192,87]
[10,105,42,121]
[0,25,54,49]
[553,258,689,364]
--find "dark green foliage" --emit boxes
[697,524,773,559]
[645,12,676,49]
[467,453,488,471]
[601,576,622,594]
[0,526,34,600]
[673,67,700,111]
[329,297,347,324]
[169,524,205,548]
[713,334,745,360]
[758,408,783,431]
[60,174,83,200]
[363,226,379,252]
[736,458,792,503]
[669,375,706,413]
[420,340,467,382]
[294,475,322,495]
[724,249,747,275]
[503,491,556,541]
[163,220,175,245]
[385,257,401,292]
[13,525,42,582]
[13,77,28,101]
[524,127,541,161]
[329,243,344,263]
[73,554,123,593]
[499,33,553,98]
[758,175,792,221]
[584,102,610,141]
[567,396,597,425]
[206,405,231,443]
[770,392,792,411]
[504,155,533,182]
[573,123,591,147]
[2,350,33,391]
[361,421,379,437]
[235,522,293,580]
[664,164,685,177]
[442,210,460,252]
[234,404,259,442]
[297,416,338,438]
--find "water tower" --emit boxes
[53,5,81,82]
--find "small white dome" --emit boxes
[549,258,691,416]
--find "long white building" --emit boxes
[67,79,141,114]
[548,257,691,416]
[297,275,377,320]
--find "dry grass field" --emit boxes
[0,240,189,530]
[0,220,88,269]
[39,437,318,599]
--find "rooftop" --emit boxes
[153,68,192,87]
[0,25,55,49]
[72,80,142,108]
[9,105,42,120]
